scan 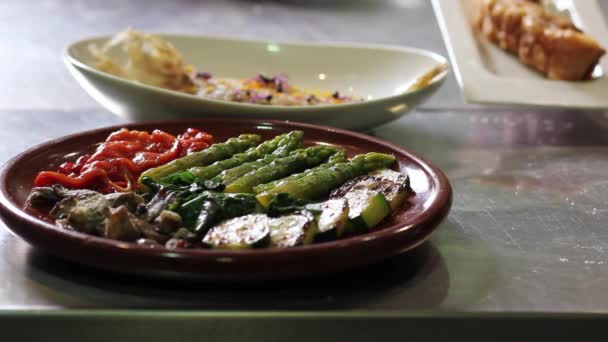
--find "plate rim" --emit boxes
[0,118,452,277]
[432,0,608,110]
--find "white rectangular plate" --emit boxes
[432,0,608,109]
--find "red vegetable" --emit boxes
[34,128,213,193]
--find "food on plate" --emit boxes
[139,134,260,183]
[252,150,348,194]
[90,28,363,106]
[187,131,303,180]
[90,28,199,94]
[472,0,606,80]
[202,214,271,249]
[222,145,341,194]
[26,130,414,250]
[208,131,305,185]
[329,168,411,234]
[305,198,349,242]
[254,152,397,207]
[34,128,213,193]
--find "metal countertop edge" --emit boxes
[0,310,607,318]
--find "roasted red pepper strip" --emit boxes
[34,128,213,193]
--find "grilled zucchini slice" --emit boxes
[305,198,349,242]
[341,189,391,233]
[332,169,410,211]
[368,168,411,210]
[202,214,270,249]
[269,211,317,248]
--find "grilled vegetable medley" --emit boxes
[27,130,413,250]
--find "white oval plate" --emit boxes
[65,34,448,130]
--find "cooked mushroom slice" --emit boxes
[104,191,144,212]
[202,214,270,249]
[133,215,170,243]
[153,210,183,234]
[51,192,111,235]
[268,211,318,248]
[28,186,107,209]
[104,206,142,241]
[53,187,102,199]
[26,187,61,207]
[139,189,177,222]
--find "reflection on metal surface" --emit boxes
[19,240,448,310]
[374,107,608,311]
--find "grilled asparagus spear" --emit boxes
[223,146,340,194]
[256,152,396,207]
[138,134,261,183]
[252,150,347,194]
[213,132,305,184]
[188,131,303,180]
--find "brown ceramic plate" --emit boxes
[0,119,451,281]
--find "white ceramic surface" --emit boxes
[433,0,608,110]
[65,34,448,130]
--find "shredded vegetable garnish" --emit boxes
[90,28,198,93]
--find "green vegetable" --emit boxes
[188,131,303,180]
[265,194,349,242]
[266,193,315,217]
[329,169,412,223]
[223,146,341,194]
[252,150,347,194]
[176,191,261,236]
[202,214,271,249]
[342,191,391,233]
[138,134,261,183]
[156,171,198,187]
[306,198,349,242]
[256,152,396,207]
[367,169,412,210]
[213,132,305,184]
[268,211,318,248]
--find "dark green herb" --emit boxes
[266,193,320,217]
[175,191,261,236]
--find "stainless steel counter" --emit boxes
[2,107,608,313]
